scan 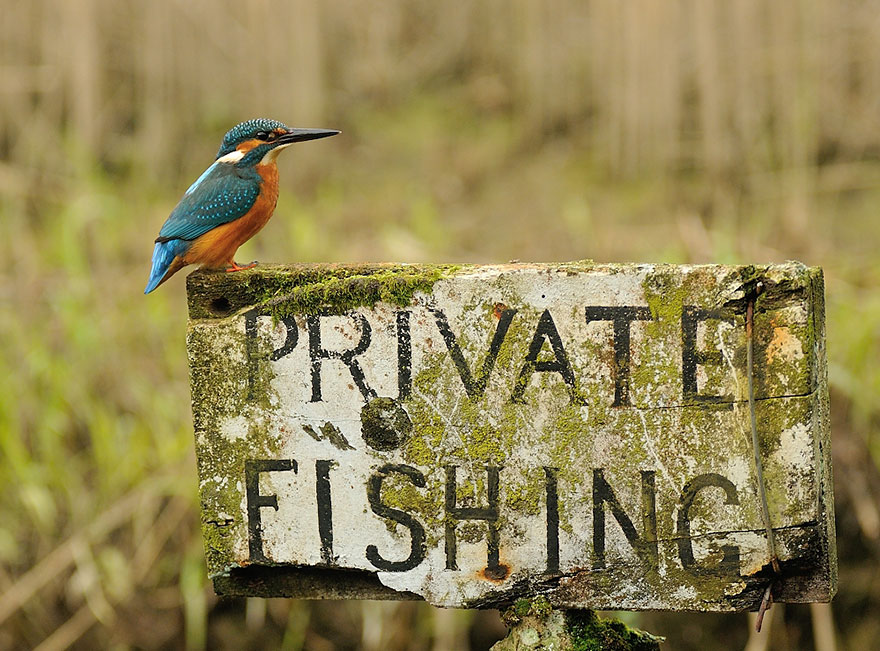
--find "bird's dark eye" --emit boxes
[255,131,269,141]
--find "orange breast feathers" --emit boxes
[184,163,280,269]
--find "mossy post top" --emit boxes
[186,262,835,610]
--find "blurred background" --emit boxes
[1,0,879,649]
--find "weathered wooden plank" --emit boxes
[186,262,835,610]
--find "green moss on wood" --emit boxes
[188,316,285,575]
[501,595,554,627]
[565,610,664,651]
[498,600,663,650]
[187,263,464,319]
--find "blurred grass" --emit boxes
[3,0,880,649]
[3,91,880,649]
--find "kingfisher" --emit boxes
[144,118,339,293]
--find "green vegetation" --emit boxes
[4,87,879,649]
[3,1,880,648]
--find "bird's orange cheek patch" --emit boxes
[236,139,263,154]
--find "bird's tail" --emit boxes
[144,239,190,294]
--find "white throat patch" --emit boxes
[261,143,292,163]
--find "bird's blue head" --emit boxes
[216,118,339,166]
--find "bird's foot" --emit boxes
[225,260,258,273]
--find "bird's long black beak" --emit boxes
[278,128,340,145]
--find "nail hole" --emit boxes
[209,296,232,316]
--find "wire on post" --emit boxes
[746,282,780,633]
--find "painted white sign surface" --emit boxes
[187,262,835,610]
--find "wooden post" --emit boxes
[186,262,835,613]
[492,597,662,650]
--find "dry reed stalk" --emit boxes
[0,0,871,183]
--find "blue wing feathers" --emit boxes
[185,161,219,195]
[157,163,260,242]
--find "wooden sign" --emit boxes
[186,262,836,610]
